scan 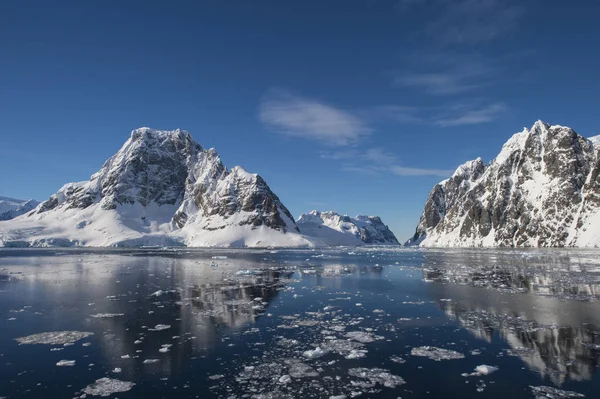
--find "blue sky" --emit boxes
[1,0,599,240]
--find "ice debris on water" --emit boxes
[91,313,124,318]
[143,359,160,364]
[345,331,383,343]
[411,346,465,361]
[15,331,94,345]
[303,346,330,359]
[56,360,76,367]
[390,355,406,364]
[150,324,171,331]
[462,365,498,377]
[348,368,405,388]
[530,386,585,398]
[81,377,135,397]
[285,359,320,378]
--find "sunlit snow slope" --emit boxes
[297,210,399,246]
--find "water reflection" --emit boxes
[421,250,600,386]
[421,249,600,300]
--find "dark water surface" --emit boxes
[2,247,600,398]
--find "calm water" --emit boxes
[2,248,600,398]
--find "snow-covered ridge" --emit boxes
[0,128,312,248]
[409,120,600,247]
[0,197,40,221]
[297,210,399,246]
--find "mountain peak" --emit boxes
[412,121,600,247]
[130,127,191,140]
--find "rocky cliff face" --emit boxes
[409,121,600,247]
[297,210,399,245]
[0,128,304,247]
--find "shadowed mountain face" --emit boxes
[410,121,600,247]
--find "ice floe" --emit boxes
[56,360,76,367]
[530,385,585,398]
[15,331,94,345]
[81,378,135,397]
[410,346,465,361]
[462,365,498,377]
[348,368,405,388]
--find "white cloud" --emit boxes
[259,89,371,146]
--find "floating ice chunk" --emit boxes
[82,377,135,397]
[278,374,292,384]
[462,365,499,377]
[151,290,164,297]
[285,359,319,378]
[212,256,228,259]
[390,355,406,364]
[143,359,160,364]
[303,347,330,359]
[330,396,347,399]
[410,346,465,361]
[208,374,224,380]
[91,313,125,318]
[56,360,76,367]
[348,368,405,388]
[112,368,122,373]
[345,349,368,359]
[345,331,384,343]
[15,331,94,345]
[150,324,171,331]
[321,339,365,357]
[530,386,585,398]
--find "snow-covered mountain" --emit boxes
[408,120,600,247]
[297,210,399,246]
[0,128,313,248]
[0,197,39,221]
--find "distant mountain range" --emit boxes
[3,120,600,248]
[0,197,39,221]
[0,128,397,248]
[408,121,600,247]
[296,210,399,246]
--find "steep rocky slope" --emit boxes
[409,121,600,247]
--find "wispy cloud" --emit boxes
[434,102,507,126]
[259,89,371,146]
[392,52,496,95]
[399,0,524,44]
[365,100,507,127]
[328,147,453,177]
